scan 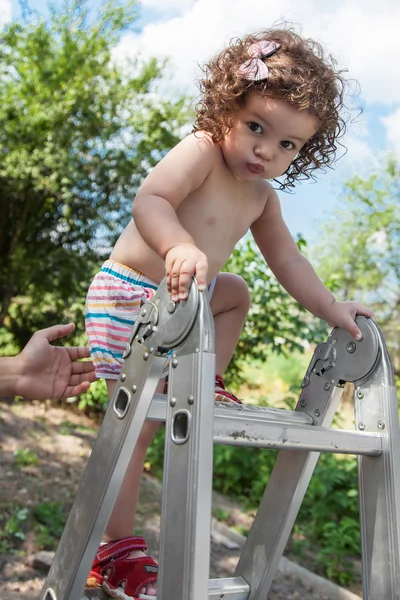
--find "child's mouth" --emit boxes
[247,163,265,174]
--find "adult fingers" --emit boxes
[68,370,97,388]
[62,380,92,399]
[36,323,76,343]
[70,357,95,374]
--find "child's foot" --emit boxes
[87,536,157,599]
[214,374,242,405]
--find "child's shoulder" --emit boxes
[165,131,222,171]
[255,178,280,204]
[251,179,282,223]
[176,131,220,155]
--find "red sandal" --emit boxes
[87,535,158,600]
[214,374,242,405]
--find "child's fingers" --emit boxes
[343,315,363,341]
[178,267,194,300]
[166,256,182,300]
[195,257,208,291]
[351,325,363,341]
[170,270,181,301]
[354,304,375,321]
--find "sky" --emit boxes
[4,0,400,241]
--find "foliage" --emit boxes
[33,501,67,549]
[13,447,39,468]
[223,237,327,385]
[0,504,29,553]
[0,0,190,348]
[58,419,97,435]
[313,157,400,377]
[146,425,166,479]
[73,377,109,413]
[0,500,67,554]
[295,454,360,584]
[146,425,360,584]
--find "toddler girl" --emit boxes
[85,27,372,599]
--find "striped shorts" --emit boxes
[85,261,159,380]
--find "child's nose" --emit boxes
[255,142,273,161]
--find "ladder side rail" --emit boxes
[354,323,400,599]
[40,344,166,600]
[158,289,216,600]
[234,372,343,600]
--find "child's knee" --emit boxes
[211,272,251,316]
[228,273,251,312]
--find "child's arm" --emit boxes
[132,133,217,301]
[251,187,373,340]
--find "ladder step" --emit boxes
[135,577,251,600]
[149,395,382,456]
[208,576,250,598]
[151,393,313,425]
[84,580,250,600]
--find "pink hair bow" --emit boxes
[238,40,281,81]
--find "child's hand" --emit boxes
[165,243,208,301]
[325,301,375,341]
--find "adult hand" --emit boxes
[165,243,208,301]
[13,323,96,400]
[325,301,375,341]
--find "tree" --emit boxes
[314,157,400,372]
[223,236,326,384]
[0,0,190,346]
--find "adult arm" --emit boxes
[0,323,96,400]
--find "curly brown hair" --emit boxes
[194,28,352,189]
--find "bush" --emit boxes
[146,428,360,584]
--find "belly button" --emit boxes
[206,216,216,226]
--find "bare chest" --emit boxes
[177,165,265,250]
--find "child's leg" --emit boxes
[85,261,162,597]
[209,272,251,375]
[97,378,162,597]
[100,272,249,597]
[103,379,161,542]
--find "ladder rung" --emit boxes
[151,394,313,425]
[149,395,382,456]
[208,576,250,598]
[137,577,250,600]
[214,422,382,455]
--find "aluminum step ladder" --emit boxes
[40,278,400,600]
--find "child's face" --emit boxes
[220,92,319,182]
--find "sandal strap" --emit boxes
[96,535,147,562]
[215,389,242,404]
[215,374,242,404]
[215,374,226,389]
[102,555,158,597]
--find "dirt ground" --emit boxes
[0,398,357,600]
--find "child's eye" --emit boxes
[248,122,263,134]
[281,140,295,150]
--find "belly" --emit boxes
[109,216,246,284]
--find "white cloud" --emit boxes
[381,108,400,159]
[116,0,400,106]
[140,0,195,11]
[0,0,12,27]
